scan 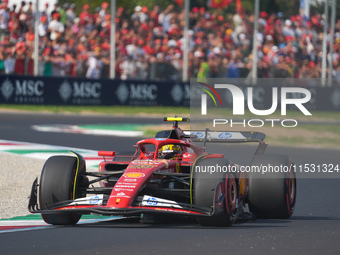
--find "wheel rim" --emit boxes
[289,175,295,205]
[230,182,236,204]
[217,184,224,205]
[226,175,238,213]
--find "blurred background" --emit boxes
[0,0,339,84]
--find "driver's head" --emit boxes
[158,144,181,159]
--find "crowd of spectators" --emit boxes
[1,1,340,81]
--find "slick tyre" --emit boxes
[193,158,238,227]
[39,155,86,225]
[248,154,296,219]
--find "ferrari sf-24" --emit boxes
[28,117,296,227]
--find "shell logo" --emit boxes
[125,172,145,178]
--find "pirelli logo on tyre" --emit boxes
[124,172,145,178]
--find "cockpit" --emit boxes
[137,141,197,161]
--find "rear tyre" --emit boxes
[193,158,238,227]
[39,155,87,225]
[248,154,296,219]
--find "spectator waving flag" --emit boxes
[209,0,242,12]
[209,0,232,9]
[300,0,310,21]
[236,0,244,14]
[175,0,184,7]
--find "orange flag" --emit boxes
[236,0,244,14]
[210,0,232,9]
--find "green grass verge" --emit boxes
[299,124,340,135]
[247,123,340,149]
[267,135,340,150]
[0,104,190,116]
[1,104,339,122]
[190,107,340,123]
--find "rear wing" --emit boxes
[184,129,268,154]
[184,130,265,143]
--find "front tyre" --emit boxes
[39,155,87,225]
[247,154,296,219]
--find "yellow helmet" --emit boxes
[158,144,181,159]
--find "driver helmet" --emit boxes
[158,144,181,159]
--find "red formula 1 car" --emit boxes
[28,117,296,227]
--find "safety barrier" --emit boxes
[0,75,189,107]
[0,75,339,111]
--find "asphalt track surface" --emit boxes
[0,112,340,255]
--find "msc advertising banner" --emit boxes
[0,75,190,107]
[1,75,340,110]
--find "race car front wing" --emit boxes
[28,177,226,219]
